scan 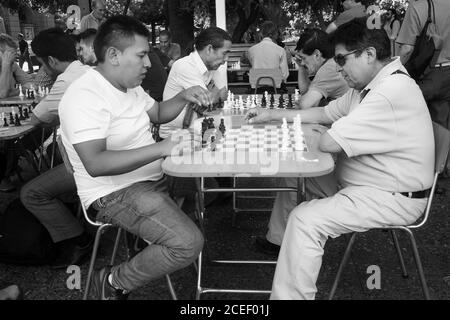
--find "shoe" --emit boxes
[90,266,129,300]
[50,238,94,269]
[254,236,280,255]
[0,285,23,300]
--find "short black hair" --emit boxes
[194,27,231,51]
[79,28,97,42]
[296,28,333,59]
[261,21,278,39]
[331,17,391,61]
[94,15,150,63]
[159,30,171,39]
[31,27,77,62]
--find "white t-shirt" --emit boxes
[160,51,219,138]
[324,58,434,192]
[59,69,163,208]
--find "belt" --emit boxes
[394,189,430,199]
[434,61,450,68]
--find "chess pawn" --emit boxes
[24,108,29,119]
[18,106,25,120]
[9,112,14,125]
[19,85,24,99]
[3,116,8,127]
[278,94,284,108]
[261,95,267,107]
[14,114,21,126]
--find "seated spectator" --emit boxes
[246,21,289,82]
[78,28,97,66]
[20,28,92,269]
[0,33,33,98]
[325,0,366,34]
[254,28,349,255]
[141,46,168,102]
[59,15,209,300]
[156,30,181,70]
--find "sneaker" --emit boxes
[90,266,129,300]
[254,236,280,255]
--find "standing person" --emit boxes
[156,30,181,71]
[326,0,367,34]
[396,0,450,173]
[253,28,349,255]
[59,15,210,299]
[246,21,289,83]
[79,0,106,33]
[248,18,434,299]
[382,8,401,56]
[20,28,92,269]
[18,33,33,73]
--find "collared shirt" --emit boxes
[309,59,349,103]
[160,50,219,138]
[33,60,91,124]
[396,0,450,64]
[79,12,104,32]
[324,57,434,192]
[334,3,367,27]
[247,38,289,80]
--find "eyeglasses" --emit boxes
[333,49,360,67]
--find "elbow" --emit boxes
[83,162,104,177]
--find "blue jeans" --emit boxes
[92,178,204,292]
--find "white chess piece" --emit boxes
[18,84,24,99]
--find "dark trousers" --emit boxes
[418,66,450,171]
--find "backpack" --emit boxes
[404,0,438,80]
[0,199,57,265]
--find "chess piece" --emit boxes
[18,107,25,120]
[270,93,275,104]
[261,95,267,108]
[30,90,35,100]
[219,118,226,136]
[9,112,14,125]
[278,94,284,108]
[14,114,21,126]
[19,85,24,99]
[24,108,29,119]
[208,118,215,129]
[287,94,293,109]
[210,135,216,151]
[3,117,8,127]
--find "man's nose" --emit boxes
[144,54,151,68]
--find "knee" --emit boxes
[20,181,39,207]
[288,203,326,236]
[172,225,204,265]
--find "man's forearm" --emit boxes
[297,67,310,94]
[157,92,188,124]
[272,107,332,124]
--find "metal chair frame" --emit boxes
[56,136,177,300]
[328,122,450,300]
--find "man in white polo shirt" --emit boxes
[249,18,434,299]
[159,27,231,138]
[60,15,211,300]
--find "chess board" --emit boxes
[212,125,308,153]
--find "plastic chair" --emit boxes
[56,136,177,300]
[249,68,283,94]
[328,122,450,300]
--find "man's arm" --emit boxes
[148,85,213,124]
[73,137,179,177]
[297,89,324,109]
[247,106,333,124]
[280,50,289,81]
[297,66,310,94]
[319,132,342,153]
[326,22,338,34]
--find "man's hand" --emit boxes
[245,107,274,124]
[0,49,17,67]
[159,131,201,157]
[182,85,214,107]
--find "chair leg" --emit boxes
[328,233,357,300]
[83,224,111,300]
[166,274,178,300]
[390,230,408,278]
[403,229,431,300]
[110,228,122,265]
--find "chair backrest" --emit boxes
[412,122,450,228]
[55,135,103,226]
[249,68,282,92]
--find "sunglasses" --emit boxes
[333,49,360,67]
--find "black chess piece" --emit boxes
[3,117,9,127]
[269,100,274,109]
[23,108,29,119]
[287,94,293,109]
[218,97,222,109]
[278,94,284,108]
[208,117,215,129]
[18,107,25,120]
[219,118,226,136]
[201,118,208,141]
[270,93,275,104]
[30,90,35,99]
[210,135,216,151]
[9,112,14,125]
[261,95,266,107]
[14,114,21,126]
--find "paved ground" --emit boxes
[1,156,449,300]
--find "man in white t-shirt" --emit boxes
[59,15,212,300]
[248,18,434,300]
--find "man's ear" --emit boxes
[105,47,121,66]
[47,56,58,68]
[365,47,377,64]
[313,49,322,59]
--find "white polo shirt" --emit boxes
[160,50,220,138]
[325,58,434,192]
[59,69,163,208]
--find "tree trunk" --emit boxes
[166,0,194,56]
[231,1,261,43]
